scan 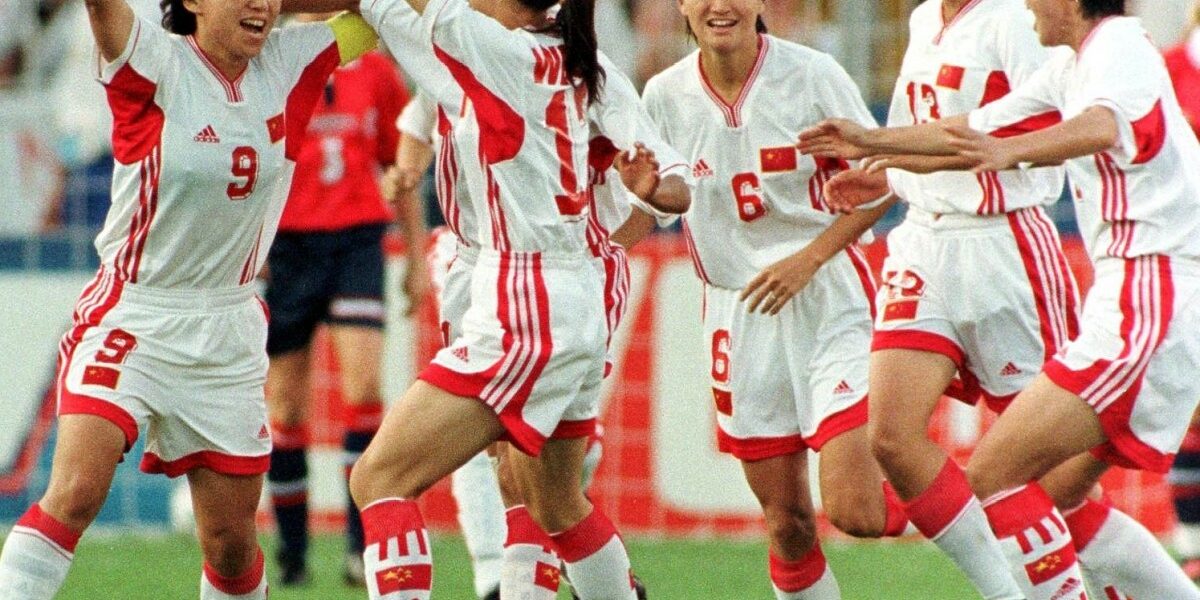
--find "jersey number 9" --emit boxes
[227,146,260,201]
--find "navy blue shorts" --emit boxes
[265,223,387,356]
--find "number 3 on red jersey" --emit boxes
[731,172,767,222]
[227,146,260,200]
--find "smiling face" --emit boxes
[678,0,764,56]
[1024,0,1081,47]
[186,0,281,62]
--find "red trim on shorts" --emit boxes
[846,246,878,320]
[1044,256,1175,472]
[1008,208,1078,363]
[551,419,596,439]
[203,548,264,595]
[418,363,547,456]
[872,330,965,368]
[57,394,138,451]
[980,389,1018,414]
[17,504,82,553]
[140,450,270,478]
[716,427,806,461]
[805,395,868,451]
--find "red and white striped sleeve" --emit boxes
[94,17,173,86]
[420,0,536,101]
[969,52,1066,139]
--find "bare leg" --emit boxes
[190,468,268,599]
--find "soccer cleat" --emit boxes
[482,586,500,600]
[567,572,647,599]
[276,553,311,587]
[342,552,366,587]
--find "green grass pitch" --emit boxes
[7,532,981,599]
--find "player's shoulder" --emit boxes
[1081,18,1160,69]
[643,49,700,99]
[762,36,844,83]
[908,0,938,30]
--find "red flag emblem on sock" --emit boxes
[1024,544,1076,586]
[375,564,432,594]
[936,65,965,90]
[534,561,560,591]
[759,146,798,173]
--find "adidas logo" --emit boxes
[692,159,714,179]
[1049,577,1082,600]
[1000,362,1022,377]
[451,346,469,362]
[193,125,220,143]
[257,425,270,440]
[833,380,854,395]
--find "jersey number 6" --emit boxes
[731,172,767,222]
[227,146,260,201]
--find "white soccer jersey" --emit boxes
[398,0,593,254]
[886,0,1063,215]
[586,53,691,241]
[397,90,479,249]
[94,18,343,288]
[970,17,1200,260]
[643,35,877,290]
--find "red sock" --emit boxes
[17,504,81,553]
[1062,498,1110,553]
[551,509,634,599]
[984,484,1085,599]
[502,506,560,597]
[344,402,384,434]
[903,458,973,539]
[202,548,265,597]
[360,499,432,600]
[881,482,910,537]
[769,546,830,593]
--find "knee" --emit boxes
[197,520,257,577]
[761,503,817,553]
[523,485,590,534]
[349,451,427,508]
[964,453,1004,499]
[41,474,110,531]
[869,420,910,473]
[824,495,885,539]
[495,457,524,507]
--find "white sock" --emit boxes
[903,460,1025,600]
[361,499,433,600]
[551,509,635,600]
[0,504,80,600]
[200,549,267,600]
[769,547,841,599]
[452,452,506,597]
[983,485,1086,600]
[1065,499,1200,600]
[501,506,560,599]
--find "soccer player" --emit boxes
[642,2,909,598]
[260,14,412,586]
[800,1,1200,598]
[0,0,376,598]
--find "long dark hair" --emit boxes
[160,0,197,35]
[1079,0,1124,19]
[524,0,605,102]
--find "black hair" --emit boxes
[160,0,197,35]
[524,0,605,103]
[1079,0,1125,19]
[684,16,768,38]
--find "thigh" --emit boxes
[867,349,957,435]
[742,452,814,514]
[187,468,263,535]
[39,415,127,530]
[505,437,590,532]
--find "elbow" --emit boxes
[648,176,691,214]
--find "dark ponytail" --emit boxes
[160,0,197,35]
[523,0,605,103]
[1079,0,1125,19]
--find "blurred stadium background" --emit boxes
[1,0,1196,597]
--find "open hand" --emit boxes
[797,119,873,160]
[944,125,1015,173]
[740,251,822,315]
[614,142,661,201]
[823,168,889,214]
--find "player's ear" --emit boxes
[182,0,202,16]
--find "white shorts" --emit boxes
[873,206,1080,412]
[591,241,630,377]
[430,230,477,346]
[56,269,272,477]
[1045,256,1200,473]
[419,249,606,456]
[706,249,875,461]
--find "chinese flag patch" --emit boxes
[936,64,966,90]
[712,388,733,416]
[534,561,561,591]
[759,146,797,173]
[374,564,432,595]
[266,113,286,144]
[82,365,120,389]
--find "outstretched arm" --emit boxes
[797,115,969,160]
[948,107,1118,173]
[84,0,134,61]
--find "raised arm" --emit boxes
[797,116,969,160]
[84,0,135,62]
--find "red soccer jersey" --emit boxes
[279,50,408,232]
[1163,41,1200,139]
